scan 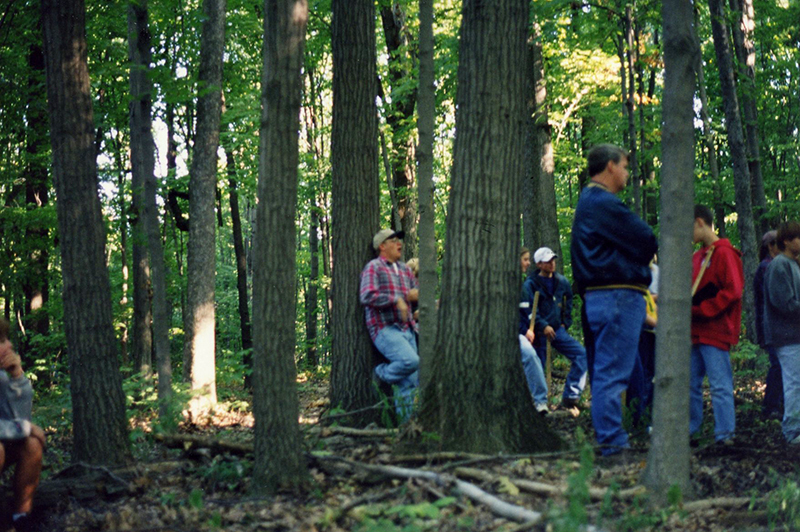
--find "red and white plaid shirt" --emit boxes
[359,256,418,341]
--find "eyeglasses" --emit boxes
[386,237,400,244]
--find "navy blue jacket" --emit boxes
[519,272,573,335]
[570,183,657,292]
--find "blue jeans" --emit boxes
[374,326,419,419]
[534,327,588,400]
[585,289,646,455]
[519,335,548,406]
[690,343,735,441]
[775,344,800,441]
[763,346,784,416]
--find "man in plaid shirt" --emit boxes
[360,229,419,419]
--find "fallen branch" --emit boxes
[153,432,253,455]
[453,467,646,502]
[386,452,491,464]
[308,426,398,438]
[682,496,752,513]
[316,455,541,524]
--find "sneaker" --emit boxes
[560,397,580,410]
[788,434,800,445]
[535,403,549,415]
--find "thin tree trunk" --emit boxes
[41,0,130,465]
[419,0,560,453]
[694,15,726,239]
[329,0,381,425]
[305,202,320,369]
[525,23,561,263]
[225,148,253,385]
[416,0,437,390]
[22,43,50,342]
[252,0,308,493]
[729,0,767,235]
[643,0,697,502]
[380,2,418,259]
[185,0,226,412]
[128,2,153,377]
[624,6,641,217]
[708,0,758,343]
[129,0,171,408]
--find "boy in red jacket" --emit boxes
[690,205,743,444]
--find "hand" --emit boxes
[525,329,535,343]
[406,289,419,303]
[413,309,419,321]
[396,297,409,322]
[29,423,46,450]
[544,326,556,341]
[0,341,22,379]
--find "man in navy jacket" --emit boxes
[571,144,658,459]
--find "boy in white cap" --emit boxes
[523,247,587,409]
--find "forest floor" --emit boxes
[11,359,800,532]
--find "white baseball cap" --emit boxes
[533,247,557,263]
[372,229,405,250]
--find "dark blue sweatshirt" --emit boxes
[570,183,657,292]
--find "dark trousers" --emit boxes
[763,346,784,416]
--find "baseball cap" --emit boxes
[372,229,405,250]
[762,230,777,246]
[533,247,557,263]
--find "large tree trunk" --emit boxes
[128,0,172,409]
[708,0,758,343]
[416,0,437,389]
[524,23,561,264]
[185,0,226,412]
[729,0,768,235]
[643,0,697,502]
[379,3,418,260]
[329,0,381,425]
[419,0,560,454]
[252,0,308,493]
[41,0,130,464]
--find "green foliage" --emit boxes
[767,478,800,531]
[547,442,593,532]
[347,496,457,532]
[198,455,252,492]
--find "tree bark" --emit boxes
[416,0,437,390]
[129,0,171,407]
[22,43,50,342]
[624,5,641,218]
[224,147,253,385]
[252,0,308,493]
[304,201,320,369]
[708,0,758,343]
[329,0,381,425]
[380,2,418,260]
[185,0,226,412]
[694,12,726,239]
[419,0,560,454]
[644,0,698,502]
[524,23,562,264]
[728,0,768,235]
[41,0,130,464]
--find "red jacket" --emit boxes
[691,238,744,350]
